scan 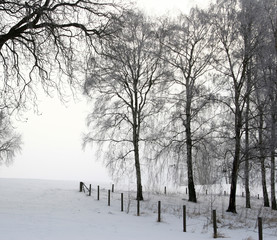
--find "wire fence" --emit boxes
[78,182,277,239]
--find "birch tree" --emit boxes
[161,8,216,203]
[262,0,277,211]
[253,54,271,208]
[250,0,273,208]
[211,0,262,213]
[83,10,169,200]
[239,0,264,209]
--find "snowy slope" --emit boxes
[0,178,276,240]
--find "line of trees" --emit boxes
[84,0,277,213]
[1,0,276,214]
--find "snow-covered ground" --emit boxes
[0,178,276,240]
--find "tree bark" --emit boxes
[270,110,276,210]
[227,91,242,213]
[134,138,143,200]
[227,152,239,213]
[244,66,251,209]
[185,81,197,203]
[132,120,144,200]
[261,156,270,207]
[132,80,143,201]
[271,6,277,211]
[244,122,251,208]
[258,108,270,207]
[186,131,197,203]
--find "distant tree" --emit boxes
[0,111,22,165]
[83,10,169,200]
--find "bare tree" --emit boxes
[262,0,277,211]
[0,0,122,112]
[253,57,271,208]
[160,8,216,203]
[83,10,169,200]
[0,0,123,168]
[0,111,22,165]
[239,0,264,209]
[212,3,243,213]
[211,0,262,213]
[250,1,273,208]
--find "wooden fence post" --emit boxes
[186,188,187,194]
[164,186,166,195]
[89,184,91,196]
[137,200,140,216]
[213,210,217,238]
[258,217,263,240]
[183,205,186,232]
[108,190,110,206]
[79,182,83,192]
[97,185,100,200]
[206,189,208,195]
[112,184,114,193]
[121,193,124,212]
[158,201,161,222]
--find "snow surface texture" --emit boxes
[0,178,276,240]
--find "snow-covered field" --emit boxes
[0,178,276,240]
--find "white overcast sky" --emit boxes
[0,0,212,183]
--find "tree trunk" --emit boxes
[133,120,143,200]
[132,76,143,201]
[270,111,276,210]
[227,93,242,213]
[244,66,251,209]
[227,152,239,213]
[244,122,251,208]
[271,8,277,211]
[270,143,276,210]
[132,80,143,201]
[134,138,143,200]
[185,84,197,203]
[186,134,197,203]
[258,108,270,207]
[261,156,270,207]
